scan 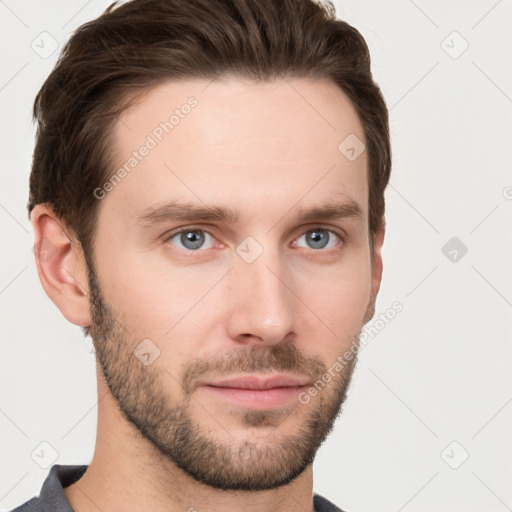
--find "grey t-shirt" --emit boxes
[9,464,346,512]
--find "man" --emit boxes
[13,0,391,510]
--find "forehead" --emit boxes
[106,77,368,225]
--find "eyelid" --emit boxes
[295,223,348,241]
[163,225,218,241]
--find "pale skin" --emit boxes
[31,77,385,512]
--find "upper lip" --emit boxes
[202,374,311,390]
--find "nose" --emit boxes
[225,244,296,346]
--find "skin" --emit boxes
[31,76,385,512]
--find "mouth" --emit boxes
[198,374,311,410]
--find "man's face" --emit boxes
[87,77,377,490]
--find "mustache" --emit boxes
[181,343,327,395]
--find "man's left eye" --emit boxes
[294,228,341,251]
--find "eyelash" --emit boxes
[164,226,345,253]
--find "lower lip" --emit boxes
[200,385,308,409]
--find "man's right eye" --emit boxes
[166,228,217,251]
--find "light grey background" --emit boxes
[1,1,511,511]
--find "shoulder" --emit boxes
[314,492,348,512]
[7,464,88,512]
[8,497,43,512]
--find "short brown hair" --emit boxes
[28,0,391,257]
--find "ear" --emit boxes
[31,204,91,327]
[363,217,385,324]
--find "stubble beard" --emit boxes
[86,260,360,491]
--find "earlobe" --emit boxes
[31,205,92,327]
[363,217,386,324]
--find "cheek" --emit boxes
[294,259,371,353]
[95,245,225,337]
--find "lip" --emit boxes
[203,374,311,390]
[198,374,311,410]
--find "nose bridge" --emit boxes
[226,238,295,343]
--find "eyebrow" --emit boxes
[136,199,363,227]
